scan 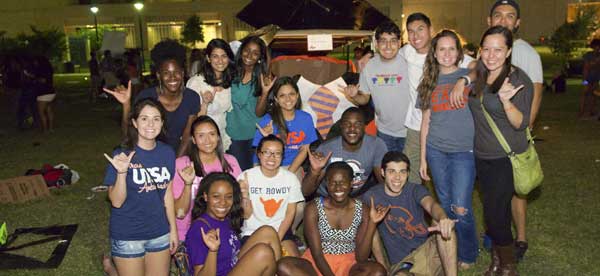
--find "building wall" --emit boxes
[0,0,586,52]
[369,0,579,44]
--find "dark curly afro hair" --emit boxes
[150,39,187,69]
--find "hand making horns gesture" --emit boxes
[260,73,277,97]
[201,227,221,252]
[498,77,525,103]
[307,150,333,173]
[427,218,457,240]
[104,151,135,174]
[255,120,274,137]
[369,196,391,224]
[239,172,250,200]
[177,163,196,185]
[103,80,132,104]
[338,84,360,98]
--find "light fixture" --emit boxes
[134,2,144,11]
[90,6,99,14]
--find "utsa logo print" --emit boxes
[260,197,283,217]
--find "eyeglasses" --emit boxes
[260,150,283,158]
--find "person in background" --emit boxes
[89,51,101,103]
[188,48,204,78]
[580,38,600,118]
[34,56,56,133]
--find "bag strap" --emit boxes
[479,95,533,155]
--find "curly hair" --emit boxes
[150,39,187,69]
[191,172,244,234]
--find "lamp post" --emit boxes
[134,2,145,72]
[90,6,99,50]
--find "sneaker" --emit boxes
[514,240,528,262]
[458,261,474,271]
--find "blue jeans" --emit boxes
[111,233,170,258]
[426,145,478,263]
[377,131,405,153]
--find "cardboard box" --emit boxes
[0,175,50,204]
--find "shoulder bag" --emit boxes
[480,96,543,196]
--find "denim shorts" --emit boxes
[111,233,170,258]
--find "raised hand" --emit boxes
[498,77,524,103]
[260,74,277,96]
[427,218,457,239]
[307,150,332,173]
[255,120,274,137]
[201,227,221,252]
[239,172,250,200]
[103,80,132,104]
[369,196,390,224]
[178,163,196,185]
[201,90,215,105]
[338,84,359,98]
[104,151,135,173]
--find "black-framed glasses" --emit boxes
[260,150,283,158]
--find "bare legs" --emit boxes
[112,249,169,276]
[36,100,54,133]
[436,231,458,276]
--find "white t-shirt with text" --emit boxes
[239,167,304,236]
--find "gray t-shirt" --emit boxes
[417,68,474,152]
[362,183,430,264]
[468,68,533,160]
[359,54,411,137]
[316,135,388,197]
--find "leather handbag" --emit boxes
[480,97,543,196]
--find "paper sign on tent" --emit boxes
[307,34,333,51]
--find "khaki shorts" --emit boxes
[402,128,422,185]
[389,236,442,276]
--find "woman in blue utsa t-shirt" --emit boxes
[103,98,178,275]
[253,76,318,174]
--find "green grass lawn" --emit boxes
[1,47,600,275]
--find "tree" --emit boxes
[549,6,599,70]
[17,26,66,64]
[181,15,204,46]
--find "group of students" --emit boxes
[102,0,542,275]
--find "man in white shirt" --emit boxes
[400,13,474,185]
